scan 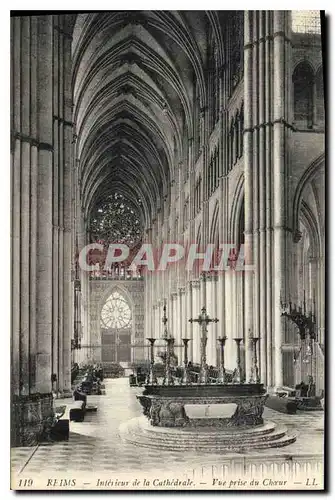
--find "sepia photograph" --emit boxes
[10,9,325,491]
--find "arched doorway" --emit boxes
[100,290,133,364]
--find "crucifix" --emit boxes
[189,306,219,384]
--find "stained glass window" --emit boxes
[101,291,132,329]
[89,192,143,248]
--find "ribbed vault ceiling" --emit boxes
[71,11,224,230]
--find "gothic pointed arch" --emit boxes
[98,284,136,364]
[230,173,245,244]
[292,153,325,238]
[292,60,314,129]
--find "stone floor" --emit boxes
[11,378,324,488]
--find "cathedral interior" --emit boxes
[11,10,325,483]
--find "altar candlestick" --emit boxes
[182,339,191,385]
[217,337,227,384]
[232,338,243,384]
[249,337,260,384]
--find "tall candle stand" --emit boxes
[181,338,191,385]
[163,337,175,386]
[146,338,157,385]
[249,337,260,383]
[280,289,317,386]
[232,338,243,384]
[217,336,227,384]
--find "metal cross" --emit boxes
[189,307,219,384]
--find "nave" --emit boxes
[10,12,325,489]
[12,378,324,481]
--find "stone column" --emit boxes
[257,12,267,386]
[11,16,75,445]
[192,280,201,363]
[145,271,150,336]
[318,256,325,345]
[186,281,193,356]
[19,16,32,396]
[152,304,156,340]
[243,11,255,382]
[178,288,185,365]
[208,275,218,366]
[217,273,226,364]
[272,11,292,390]
[171,292,178,340]
[11,17,21,404]
[265,11,274,387]
[224,269,233,371]
[58,16,73,395]
[35,16,54,395]
[251,11,260,385]
[243,11,293,390]
[52,19,61,387]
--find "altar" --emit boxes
[120,279,297,452]
[138,384,267,428]
[137,299,268,429]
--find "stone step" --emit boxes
[119,417,297,453]
[250,433,297,450]
[124,429,288,448]
[139,420,278,440]
[134,430,288,447]
[137,426,288,445]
